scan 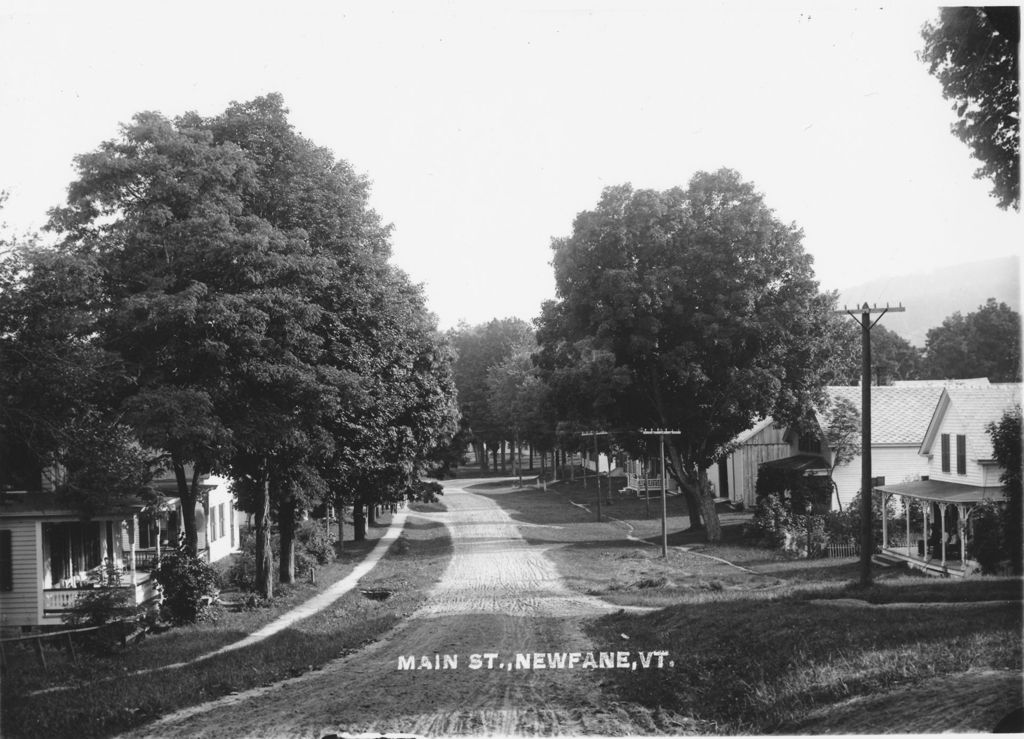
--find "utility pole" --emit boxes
[641,428,681,558]
[581,430,608,521]
[836,302,905,586]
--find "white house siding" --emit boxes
[0,519,41,631]
[205,477,239,563]
[831,446,929,511]
[928,408,986,487]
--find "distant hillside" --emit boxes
[837,255,1021,346]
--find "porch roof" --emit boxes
[876,479,999,504]
[0,492,150,518]
[759,454,830,475]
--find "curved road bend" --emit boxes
[122,478,694,738]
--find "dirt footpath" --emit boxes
[121,480,699,738]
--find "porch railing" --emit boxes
[122,546,210,572]
[43,576,158,614]
[624,474,671,494]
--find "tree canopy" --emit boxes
[537,169,841,541]
[920,7,1020,210]
[922,298,1021,382]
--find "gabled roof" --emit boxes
[732,417,776,445]
[823,385,945,446]
[920,384,1021,459]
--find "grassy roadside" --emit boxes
[1,513,452,739]
[474,478,1023,733]
[588,594,1021,734]
[472,477,820,607]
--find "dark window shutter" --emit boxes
[956,435,967,475]
[941,434,950,473]
[0,529,12,592]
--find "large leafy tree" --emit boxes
[538,170,840,541]
[920,7,1020,210]
[44,94,457,597]
[922,298,1021,382]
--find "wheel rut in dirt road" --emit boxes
[124,479,694,738]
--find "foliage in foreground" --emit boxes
[590,583,1021,733]
[919,7,1020,211]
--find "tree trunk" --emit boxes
[500,440,507,472]
[529,446,534,471]
[353,496,366,541]
[664,443,718,537]
[476,441,488,472]
[697,468,722,542]
[491,445,498,472]
[368,502,377,527]
[278,497,296,584]
[255,462,273,599]
[172,458,199,557]
[337,503,345,551]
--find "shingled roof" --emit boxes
[823,385,945,446]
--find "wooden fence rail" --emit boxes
[0,623,125,672]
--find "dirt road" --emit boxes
[122,480,698,738]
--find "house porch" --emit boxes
[876,480,997,578]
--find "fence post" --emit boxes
[65,631,79,666]
[32,636,47,671]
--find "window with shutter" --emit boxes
[956,435,967,475]
[941,434,950,473]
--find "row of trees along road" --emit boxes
[0,94,460,598]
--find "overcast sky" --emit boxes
[1,1,1020,329]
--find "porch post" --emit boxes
[957,503,967,567]
[905,497,911,558]
[939,504,947,567]
[156,517,162,560]
[923,504,929,560]
[881,492,888,550]
[130,514,138,586]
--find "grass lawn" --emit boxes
[0,512,452,739]
[474,477,1023,734]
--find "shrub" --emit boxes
[969,500,1007,574]
[154,550,220,624]
[63,586,139,628]
[749,494,794,549]
[748,494,830,556]
[226,528,263,591]
[295,519,337,577]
